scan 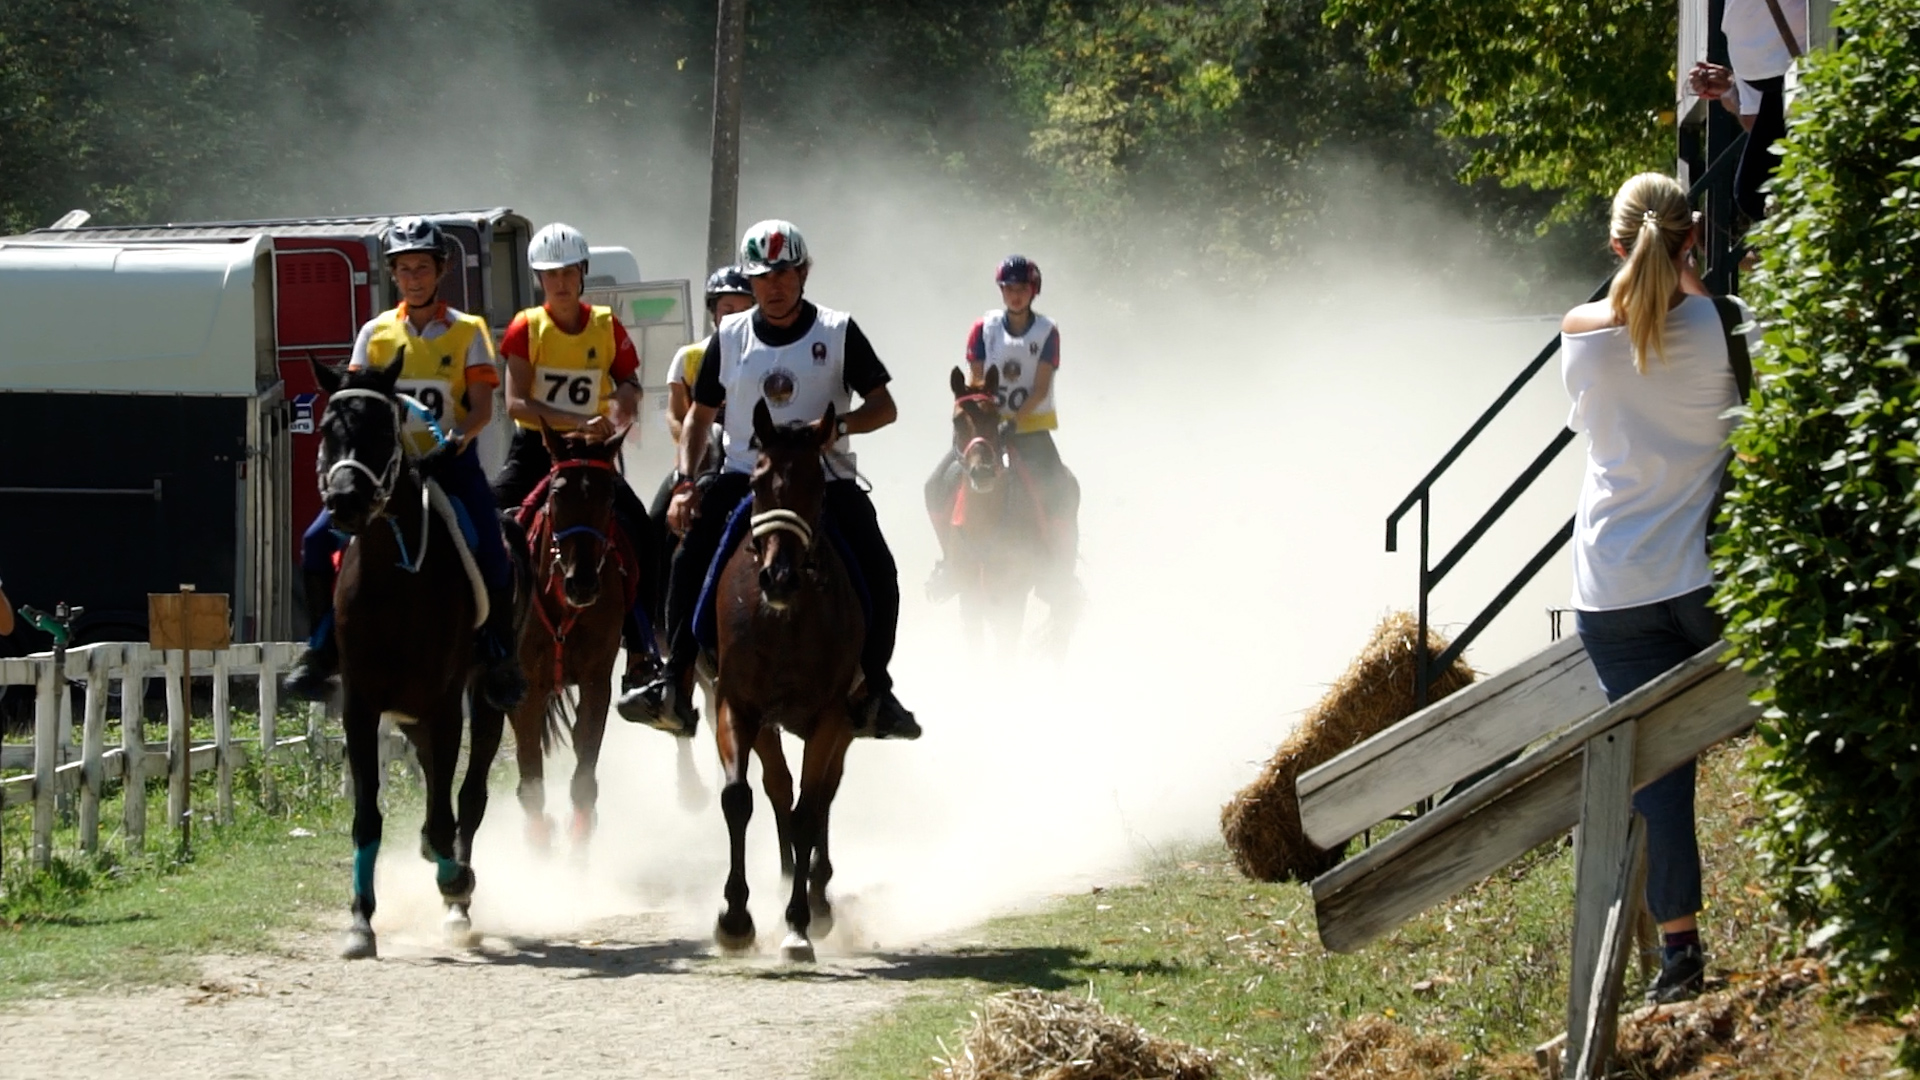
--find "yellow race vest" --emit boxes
[514,305,619,431]
[358,306,496,455]
[679,341,707,388]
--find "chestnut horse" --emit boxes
[508,425,633,852]
[942,365,1073,652]
[710,400,862,962]
[312,357,518,959]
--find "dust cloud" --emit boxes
[227,16,1595,950]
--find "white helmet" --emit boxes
[739,219,810,275]
[528,222,590,271]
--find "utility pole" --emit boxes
[706,0,747,280]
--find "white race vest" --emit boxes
[715,306,855,477]
[979,309,1057,432]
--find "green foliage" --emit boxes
[1322,0,1674,225]
[1713,0,1920,1027]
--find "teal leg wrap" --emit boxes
[353,842,379,899]
[435,854,463,888]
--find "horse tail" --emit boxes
[540,685,576,754]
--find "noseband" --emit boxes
[953,392,1005,471]
[322,388,405,512]
[544,456,618,593]
[751,509,815,550]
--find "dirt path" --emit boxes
[0,913,925,1078]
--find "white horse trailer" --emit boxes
[0,237,293,644]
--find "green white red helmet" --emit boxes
[528,222,590,271]
[739,219,809,276]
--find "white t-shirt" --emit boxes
[1724,0,1805,84]
[1562,295,1755,611]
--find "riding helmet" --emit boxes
[995,254,1041,296]
[529,222,591,271]
[384,216,446,262]
[705,265,754,305]
[739,220,810,276]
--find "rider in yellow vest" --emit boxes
[492,223,658,712]
[286,217,527,710]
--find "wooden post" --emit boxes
[1574,814,1649,1080]
[79,646,111,853]
[705,0,747,280]
[1565,721,1638,1077]
[121,647,147,855]
[258,648,279,812]
[149,589,229,856]
[31,660,57,870]
[212,650,233,824]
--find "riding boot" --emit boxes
[475,581,527,711]
[623,663,697,736]
[284,569,339,701]
[853,688,922,741]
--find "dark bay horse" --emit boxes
[312,357,516,959]
[509,425,632,852]
[942,366,1073,652]
[710,400,862,962]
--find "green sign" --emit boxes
[631,297,679,324]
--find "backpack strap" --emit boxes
[1760,0,1805,59]
[1709,295,1754,402]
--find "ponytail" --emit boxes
[1605,173,1693,372]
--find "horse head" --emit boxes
[748,399,834,611]
[950,365,1005,494]
[540,421,625,609]
[313,353,408,534]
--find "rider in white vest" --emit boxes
[925,254,1081,601]
[625,219,921,741]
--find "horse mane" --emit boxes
[552,428,621,460]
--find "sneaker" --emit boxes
[283,642,338,701]
[855,690,922,741]
[924,561,958,603]
[1647,944,1706,1004]
[618,671,698,737]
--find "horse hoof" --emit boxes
[443,906,476,947]
[341,928,378,960]
[714,913,756,955]
[779,933,815,964]
[525,815,555,852]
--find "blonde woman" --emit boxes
[1560,172,1758,1004]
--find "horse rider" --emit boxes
[285,216,527,710]
[489,222,658,715]
[925,254,1080,601]
[628,219,922,740]
[648,266,756,606]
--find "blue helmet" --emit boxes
[704,265,753,306]
[994,254,1041,296]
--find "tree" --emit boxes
[1713,0,1920,1046]
[1321,0,1675,225]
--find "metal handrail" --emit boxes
[1389,131,1750,707]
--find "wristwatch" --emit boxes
[835,418,850,439]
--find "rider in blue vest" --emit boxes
[285,218,526,711]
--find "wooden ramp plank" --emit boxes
[1312,643,1760,953]
[1299,635,1602,848]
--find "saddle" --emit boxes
[692,496,871,653]
[513,474,641,617]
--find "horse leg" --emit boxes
[413,700,473,943]
[806,725,852,941]
[753,725,796,878]
[452,697,506,941]
[674,674,717,812]
[341,697,384,960]
[782,714,854,962]
[714,700,758,954]
[568,676,611,852]
[509,695,553,852]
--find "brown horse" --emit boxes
[509,425,632,852]
[942,365,1071,652]
[710,400,863,962]
[311,357,516,959]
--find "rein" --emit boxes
[322,388,433,572]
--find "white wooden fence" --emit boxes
[0,641,343,869]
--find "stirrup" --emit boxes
[854,691,922,741]
[618,673,697,737]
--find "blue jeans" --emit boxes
[1575,586,1720,924]
[301,447,511,590]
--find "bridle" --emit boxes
[543,455,619,598]
[952,392,1006,477]
[322,388,405,515]
[751,508,814,550]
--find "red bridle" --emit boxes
[952,393,1002,465]
[529,454,622,689]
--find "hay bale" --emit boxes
[1221,611,1476,883]
[933,988,1216,1080]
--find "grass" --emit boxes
[819,740,1888,1080]
[0,719,412,1003]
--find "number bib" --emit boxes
[535,365,602,418]
[394,379,454,427]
